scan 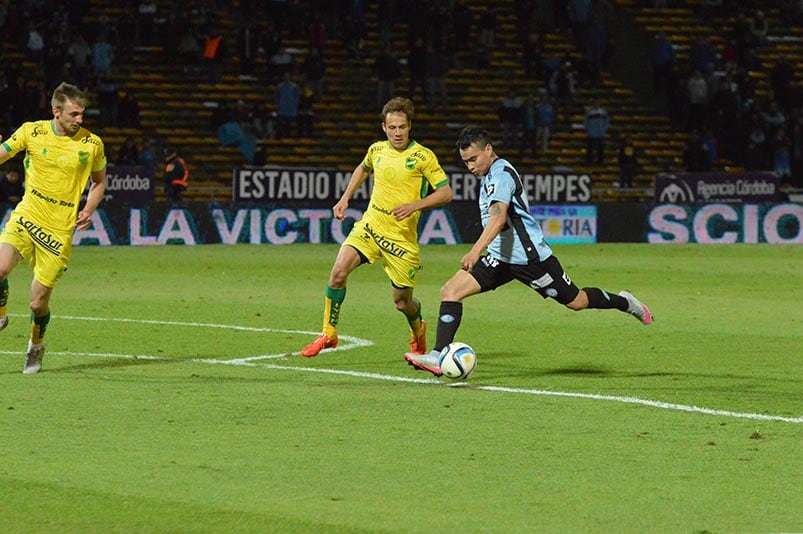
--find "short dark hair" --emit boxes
[456,126,492,151]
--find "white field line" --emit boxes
[4,314,801,424]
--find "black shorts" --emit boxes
[469,254,580,305]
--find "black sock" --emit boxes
[583,287,628,311]
[434,301,462,352]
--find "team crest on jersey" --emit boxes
[405,157,416,170]
[484,183,495,196]
[78,151,90,164]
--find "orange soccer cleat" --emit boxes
[301,333,338,357]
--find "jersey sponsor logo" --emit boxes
[364,222,408,258]
[410,149,427,161]
[370,203,393,216]
[30,188,75,208]
[31,125,48,137]
[528,273,554,289]
[481,255,499,268]
[81,135,101,146]
[15,216,64,256]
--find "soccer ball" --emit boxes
[438,342,477,379]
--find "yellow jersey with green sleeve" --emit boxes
[361,140,448,243]
[2,120,106,232]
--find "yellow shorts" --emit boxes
[0,212,72,288]
[343,220,421,288]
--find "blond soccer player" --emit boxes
[301,97,452,357]
[0,82,107,373]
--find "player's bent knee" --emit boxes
[392,292,414,312]
[564,293,587,311]
[440,285,456,301]
[0,260,16,279]
[328,267,349,287]
[29,301,48,316]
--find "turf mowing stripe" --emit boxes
[4,350,798,424]
[5,314,801,424]
[219,361,803,424]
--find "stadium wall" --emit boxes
[1,201,798,246]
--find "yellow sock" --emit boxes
[407,300,423,336]
[322,286,346,338]
[0,278,8,317]
[30,312,51,345]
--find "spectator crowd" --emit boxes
[1,0,801,192]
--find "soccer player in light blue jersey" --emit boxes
[405,126,651,377]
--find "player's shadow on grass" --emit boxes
[483,354,801,386]
[485,352,612,378]
[0,358,167,375]
[540,365,610,376]
[46,357,179,373]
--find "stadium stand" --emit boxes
[613,0,803,193]
[4,0,796,203]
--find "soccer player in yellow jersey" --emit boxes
[0,82,107,374]
[301,97,452,357]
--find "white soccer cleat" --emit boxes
[0,315,7,332]
[403,350,443,377]
[619,290,652,324]
[23,341,45,374]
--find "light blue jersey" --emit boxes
[479,158,552,264]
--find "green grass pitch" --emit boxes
[1,243,801,532]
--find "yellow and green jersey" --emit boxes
[2,120,106,232]
[361,140,448,243]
